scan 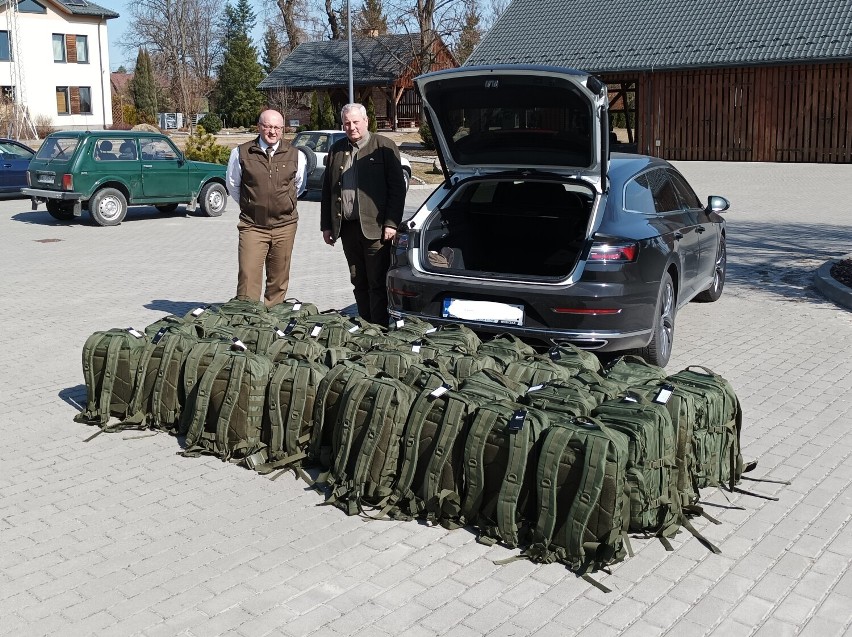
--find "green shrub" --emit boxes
[366,95,377,133]
[198,113,223,135]
[419,119,435,150]
[184,125,231,165]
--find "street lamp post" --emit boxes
[347,0,354,104]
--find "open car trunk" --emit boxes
[419,178,595,280]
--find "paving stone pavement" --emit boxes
[1,162,851,637]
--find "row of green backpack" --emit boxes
[74,298,764,581]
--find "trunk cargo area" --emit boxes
[420,179,594,279]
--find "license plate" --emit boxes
[37,174,54,184]
[442,298,524,326]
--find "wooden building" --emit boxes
[466,0,852,163]
[259,34,457,130]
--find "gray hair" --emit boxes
[340,103,368,121]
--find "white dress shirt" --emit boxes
[226,140,308,203]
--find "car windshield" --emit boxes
[292,132,335,153]
[35,137,81,161]
[423,74,593,168]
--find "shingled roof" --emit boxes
[259,34,420,90]
[466,0,852,72]
[54,0,119,18]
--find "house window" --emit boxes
[53,34,66,62]
[76,35,88,63]
[77,87,92,114]
[18,0,47,13]
[56,87,70,114]
[0,31,10,61]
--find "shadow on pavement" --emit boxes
[10,206,211,226]
[727,220,852,303]
[59,385,86,412]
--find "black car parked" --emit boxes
[387,65,729,366]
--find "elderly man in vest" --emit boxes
[226,109,308,306]
[320,103,406,325]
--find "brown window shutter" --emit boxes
[66,34,77,63]
[70,87,81,114]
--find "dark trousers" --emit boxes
[236,220,297,307]
[340,219,391,325]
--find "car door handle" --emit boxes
[696,226,706,233]
[143,164,153,168]
[674,231,683,240]
[2,163,11,168]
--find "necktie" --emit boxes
[266,146,274,160]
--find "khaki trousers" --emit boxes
[236,220,297,307]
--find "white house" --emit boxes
[1,0,118,131]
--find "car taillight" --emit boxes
[588,241,638,262]
[62,174,73,190]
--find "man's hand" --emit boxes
[382,226,397,243]
[322,230,335,246]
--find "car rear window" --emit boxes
[35,137,81,161]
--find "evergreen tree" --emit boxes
[130,48,158,124]
[214,33,266,128]
[261,25,284,75]
[455,0,482,63]
[220,0,256,42]
[320,92,337,129]
[366,94,377,133]
[355,0,389,36]
[310,91,320,129]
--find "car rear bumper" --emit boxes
[22,188,83,201]
[386,266,660,352]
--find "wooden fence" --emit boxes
[604,62,852,163]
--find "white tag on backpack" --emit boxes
[348,325,360,333]
[292,302,302,311]
[425,328,437,334]
[190,306,206,317]
[411,341,422,354]
[310,324,322,338]
[395,319,405,328]
[527,384,544,393]
[126,328,144,338]
[275,328,286,338]
[231,338,247,351]
[429,384,450,399]
[654,384,674,404]
[623,395,639,403]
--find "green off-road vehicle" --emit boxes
[23,130,227,226]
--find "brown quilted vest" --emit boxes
[236,141,299,228]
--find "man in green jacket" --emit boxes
[320,103,406,325]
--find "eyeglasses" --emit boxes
[259,125,283,132]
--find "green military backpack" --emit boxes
[122,322,199,431]
[477,333,538,372]
[592,393,681,539]
[251,354,329,480]
[522,380,599,418]
[323,374,416,516]
[267,298,320,320]
[603,354,668,386]
[392,385,482,527]
[75,327,149,428]
[461,401,551,547]
[546,344,602,374]
[181,344,272,462]
[524,416,631,584]
[504,353,579,386]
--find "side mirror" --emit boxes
[707,195,730,213]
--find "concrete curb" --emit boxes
[814,254,852,310]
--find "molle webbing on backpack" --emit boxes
[75,328,148,426]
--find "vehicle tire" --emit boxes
[199,182,226,217]
[46,200,74,221]
[299,146,317,177]
[402,167,411,192]
[694,235,726,302]
[88,188,127,226]
[639,271,676,367]
[155,203,180,213]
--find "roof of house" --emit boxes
[110,71,133,93]
[465,0,852,72]
[259,34,421,90]
[53,0,119,18]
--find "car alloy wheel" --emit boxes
[641,271,675,367]
[199,182,226,217]
[89,187,128,226]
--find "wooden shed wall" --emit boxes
[605,62,852,163]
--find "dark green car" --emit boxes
[23,130,228,226]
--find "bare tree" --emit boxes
[275,0,309,50]
[125,0,222,120]
[324,0,342,39]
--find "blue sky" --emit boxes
[99,0,266,72]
